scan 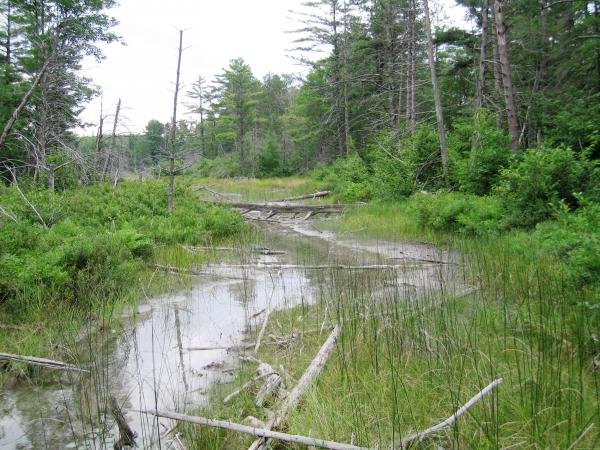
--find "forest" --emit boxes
[0,0,599,449]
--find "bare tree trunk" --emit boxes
[491,6,504,131]
[493,0,520,151]
[476,0,489,111]
[332,1,344,157]
[473,0,489,151]
[407,0,417,133]
[95,97,104,181]
[423,0,449,183]
[101,98,121,181]
[0,60,50,152]
[168,30,183,213]
[342,1,351,154]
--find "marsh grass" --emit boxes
[184,199,598,449]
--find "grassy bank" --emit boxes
[0,179,247,381]
[182,187,599,448]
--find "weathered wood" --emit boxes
[223,364,275,404]
[212,201,346,215]
[273,190,332,202]
[110,395,137,449]
[185,343,255,352]
[255,367,284,407]
[152,264,209,276]
[398,378,503,448]
[248,325,341,450]
[139,409,367,450]
[255,309,272,353]
[0,352,88,373]
[210,263,413,271]
[182,245,235,252]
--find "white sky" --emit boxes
[78,0,472,135]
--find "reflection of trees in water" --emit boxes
[229,278,257,307]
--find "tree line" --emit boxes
[1,0,598,192]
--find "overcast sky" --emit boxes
[77,0,472,135]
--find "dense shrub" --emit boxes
[313,154,374,202]
[188,155,241,178]
[449,112,513,195]
[494,146,597,227]
[408,192,506,235]
[533,199,600,291]
[0,180,244,314]
[370,126,445,198]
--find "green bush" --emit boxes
[0,180,244,314]
[449,112,513,195]
[370,126,445,198]
[494,146,597,228]
[533,198,600,290]
[188,155,241,178]
[408,192,506,235]
[312,154,374,202]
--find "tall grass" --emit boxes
[185,201,599,448]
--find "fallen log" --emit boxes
[186,343,255,352]
[152,264,209,276]
[254,248,287,255]
[272,190,332,202]
[0,352,88,373]
[255,309,272,353]
[182,245,235,252]
[248,325,341,450]
[223,363,276,405]
[138,409,367,450]
[398,378,504,448]
[209,263,414,271]
[211,201,346,215]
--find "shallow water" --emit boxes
[0,220,467,449]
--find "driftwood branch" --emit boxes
[399,378,503,448]
[138,409,367,450]
[249,325,341,450]
[273,190,332,202]
[255,309,272,353]
[0,352,88,373]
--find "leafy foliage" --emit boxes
[0,181,243,314]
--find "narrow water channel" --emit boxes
[0,220,465,449]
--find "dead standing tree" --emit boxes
[422,0,449,185]
[101,98,121,182]
[167,30,184,213]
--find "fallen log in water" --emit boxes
[272,190,332,202]
[185,343,255,352]
[138,409,367,450]
[182,245,235,252]
[248,325,341,450]
[151,264,209,276]
[0,352,88,373]
[208,263,414,271]
[211,201,346,215]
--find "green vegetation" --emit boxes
[0,180,245,370]
[181,178,599,449]
[1,0,598,447]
